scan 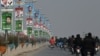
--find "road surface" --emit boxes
[17,45,100,56]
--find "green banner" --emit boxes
[43,31,45,36]
[27,27,32,35]
[42,31,45,37]
[2,12,12,30]
[15,20,22,32]
[34,30,38,37]
[46,32,49,38]
[39,30,42,36]
[43,31,49,38]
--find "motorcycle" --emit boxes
[95,45,99,54]
[87,51,93,56]
[75,46,81,56]
[58,42,63,49]
[70,46,74,54]
[49,44,55,49]
[63,44,67,50]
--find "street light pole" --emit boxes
[5,30,8,42]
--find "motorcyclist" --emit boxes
[59,38,63,48]
[49,36,55,48]
[94,36,100,54]
[94,36,100,45]
[68,35,75,54]
[62,37,68,50]
[55,36,59,47]
[82,32,96,56]
[74,34,82,54]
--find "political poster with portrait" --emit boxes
[15,6,23,19]
[26,17,33,25]
[14,0,25,5]
[25,2,35,16]
[1,0,13,8]
[15,20,22,32]
[34,9,40,19]
[43,31,46,37]
[2,12,12,30]
[34,30,38,37]
[27,27,32,35]
[39,30,42,37]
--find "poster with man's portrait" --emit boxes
[34,30,38,37]
[34,9,40,19]
[1,0,13,8]
[27,27,32,35]
[2,12,12,30]
[26,17,33,25]
[15,7,23,19]
[25,2,35,16]
[16,20,22,32]
[39,30,42,36]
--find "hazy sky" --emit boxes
[33,0,100,37]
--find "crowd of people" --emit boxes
[49,32,100,56]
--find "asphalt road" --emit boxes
[17,45,100,56]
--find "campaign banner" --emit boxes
[39,30,42,37]
[34,30,38,37]
[34,9,39,19]
[2,12,12,30]
[25,2,35,16]
[27,26,32,35]
[43,31,46,37]
[15,7,23,19]
[15,20,23,32]
[1,0,13,8]
[26,17,33,26]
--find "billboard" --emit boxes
[26,17,33,25]
[25,2,35,16]
[34,9,40,19]
[1,0,13,8]
[15,20,23,32]
[2,12,12,30]
[15,7,23,19]
[27,27,32,35]
[39,30,42,37]
[34,30,38,37]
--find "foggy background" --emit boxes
[34,0,100,37]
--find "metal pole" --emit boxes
[17,31,20,44]
[29,34,31,43]
[5,30,8,42]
